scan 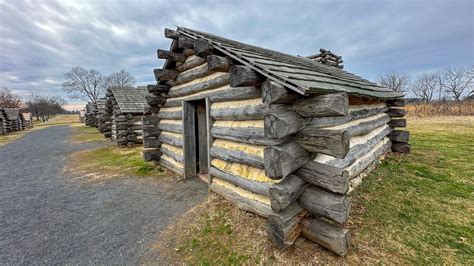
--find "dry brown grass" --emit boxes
[406,101,474,117]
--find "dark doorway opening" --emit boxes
[183,99,209,180]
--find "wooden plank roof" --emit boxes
[3,108,20,120]
[109,86,148,114]
[176,27,402,99]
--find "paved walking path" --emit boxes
[0,126,207,264]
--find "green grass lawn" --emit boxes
[350,116,473,264]
[155,116,474,264]
[68,124,166,178]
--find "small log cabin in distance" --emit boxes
[104,86,148,148]
[145,27,410,255]
[1,108,23,133]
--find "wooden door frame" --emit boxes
[182,98,211,182]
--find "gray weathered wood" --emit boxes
[175,56,206,72]
[210,103,266,120]
[392,142,411,153]
[197,102,209,174]
[157,123,182,133]
[164,28,180,39]
[264,111,305,139]
[301,217,351,256]
[143,149,162,162]
[388,118,406,128]
[194,38,214,57]
[229,65,262,87]
[142,127,161,138]
[144,105,160,114]
[346,139,391,179]
[146,95,166,106]
[154,69,178,81]
[295,128,350,158]
[269,175,308,212]
[212,126,287,146]
[388,130,409,143]
[167,64,210,87]
[386,108,406,118]
[158,133,183,148]
[157,110,182,119]
[386,98,405,107]
[183,101,197,178]
[183,48,194,56]
[306,105,388,128]
[147,84,170,94]
[157,49,187,62]
[264,142,310,179]
[210,180,275,218]
[159,158,183,176]
[210,167,270,196]
[298,185,351,224]
[210,146,264,169]
[268,204,306,249]
[207,55,232,72]
[261,80,301,105]
[320,126,391,169]
[296,161,350,194]
[143,138,161,148]
[166,86,260,108]
[178,35,194,49]
[166,73,229,98]
[142,116,160,125]
[293,92,348,117]
[159,145,184,163]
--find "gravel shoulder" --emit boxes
[0,125,207,264]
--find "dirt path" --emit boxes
[0,126,207,264]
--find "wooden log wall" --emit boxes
[385,99,410,153]
[149,28,405,256]
[104,89,145,148]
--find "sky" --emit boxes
[0,0,473,111]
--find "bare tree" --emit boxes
[62,67,107,104]
[26,94,66,121]
[0,87,22,108]
[411,73,439,103]
[440,67,473,102]
[378,72,411,93]
[106,70,136,87]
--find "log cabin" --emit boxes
[0,111,5,135]
[1,108,22,132]
[145,27,410,256]
[96,98,112,135]
[20,112,33,129]
[104,86,148,147]
[84,102,98,127]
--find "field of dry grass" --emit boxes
[153,116,474,264]
[406,101,474,117]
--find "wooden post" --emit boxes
[182,101,197,179]
[264,142,310,179]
